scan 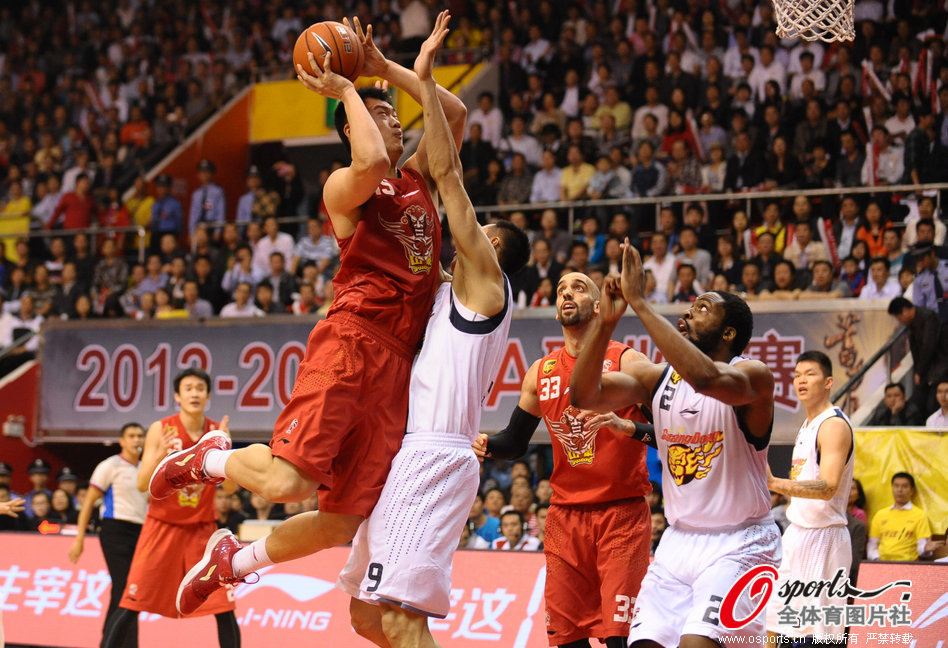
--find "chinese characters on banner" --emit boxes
[1,533,549,647]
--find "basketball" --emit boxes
[293,21,365,82]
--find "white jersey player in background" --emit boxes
[570,241,781,648]
[337,13,530,648]
[766,350,853,643]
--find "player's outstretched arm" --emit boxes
[68,485,104,563]
[135,420,177,492]
[619,239,774,408]
[345,16,467,175]
[570,276,657,411]
[768,417,852,500]
[414,11,503,316]
[479,359,543,460]
[299,51,390,239]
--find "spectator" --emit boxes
[888,296,948,414]
[862,126,904,186]
[498,116,543,169]
[868,472,933,561]
[536,210,570,265]
[588,154,631,204]
[839,256,866,297]
[836,131,867,187]
[23,458,52,517]
[529,150,562,204]
[671,264,700,303]
[882,229,905,276]
[594,85,633,131]
[650,509,668,555]
[235,166,279,224]
[153,287,187,319]
[630,141,666,197]
[497,153,533,205]
[290,217,336,277]
[188,160,225,236]
[290,283,319,315]
[459,123,496,186]
[806,260,850,298]
[149,174,183,246]
[760,260,803,300]
[885,94,916,147]
[28,266,59,318]
[491,510,540,551]
[784,219,829,275]
[215,487,246,535]
[907,244,943,313]
[868,383,924,426]
[632,86,669,139]
[220,281,264,318]
[856,200,889,258]
[926,381,948,427]
[749,231,783,286]
[182,280,213,319]
[262,252,295,310]
[25,491,54,531]
[903,105,941,185]
[577,216,607,265]
[644,232,678,300]
[468,92,504,148]
[469,492,501,545]
[53,262,87,318]
[904,198,947,250]
[559,144,596,201]
[748,45,787,102]
[712,235,744,288]
[48,172,96,231]
[724,131,766,191]
[676,226,713,285]
[50,488,78,524]
[558,118,598,167]
[700,142,728,192]
[566,241,590,275]
[861,257,902,300]
[11,294,43,352]
[253,215,294,278]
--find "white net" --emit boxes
[772,0,855,42]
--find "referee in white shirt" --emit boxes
[68,423,147,648]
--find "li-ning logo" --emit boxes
[719,566,912,629]
[284,418,299,436]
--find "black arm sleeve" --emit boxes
[629,422,658,449]
[485,406,542,459]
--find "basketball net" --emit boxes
[772,0,855,42]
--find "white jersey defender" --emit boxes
[628,358,782,646]
[767,405,854,638]
[338,279,512,617]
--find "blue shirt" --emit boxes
[236,191,254,224]
[474,516,501,544]
[189,183,226,234]
[151,196,183,234]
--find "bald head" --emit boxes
[556,272,601,327]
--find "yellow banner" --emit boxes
[854,428,948,534]
[250,64,480,142]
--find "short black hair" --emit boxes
[870,256,890,271]
[490,220,531,276]
[120,422,144,437]
[713,290,754,355]
[796,350,832,378]
[484,487,506,503]
[812,259,834,273]
[852,478,866,508]
[916,218,936,233]
[884,382,905,395]
[891,471,915,489]
[500,509,525,526]
[774,259,796,276]
[887,296,913,315]
[173,367,211,394]
[334,86,393,154]
[677,262,696,275]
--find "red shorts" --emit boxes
[270,312,414,518]
[543,497,651,645]
[120,516,235,618]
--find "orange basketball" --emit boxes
[293,21,365,82]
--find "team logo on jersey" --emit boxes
[670,370,682,384]
[178,484,203,508]
[663,429,724,485]
[548,405,597,466]
[284,418,299,437]
[602,359,613,371]
[789,457,805,480]
[542,358,557,375]
[379,204,434,274]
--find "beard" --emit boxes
[689,322,727,355]
[558,302,591,327]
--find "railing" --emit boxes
[0,330,37,363]
[832,325,910,411]
[0,225,148,263]
[472,181,948,234]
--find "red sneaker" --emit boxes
[148,430,231,500]
[176,528,242,616]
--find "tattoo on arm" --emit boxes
[772,476,835,500]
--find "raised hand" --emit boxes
[599,274,628,326]
[297,51,354,100]
[581,411,633,436]
[414,11,451,82]
[619,237,647,306]
[0,497,24,518]
[346,16,387,78]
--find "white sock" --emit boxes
[202,449,233,478]
[231,537,273,578]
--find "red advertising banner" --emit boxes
[848,562,948,647]
[1,533,548,647]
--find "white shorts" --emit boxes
[336,433,480,618]
[766,523,851,638]
[628,516,782,647]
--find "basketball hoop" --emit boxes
[772,0,855,42]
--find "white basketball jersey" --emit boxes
[651,358,772,529]
[785,405,854,529]
[406,279,512,443]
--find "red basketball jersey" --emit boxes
[147,414,219,525]
[537,341,650,505]
[327,167,442,348]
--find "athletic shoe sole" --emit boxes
[176,527,233,616]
